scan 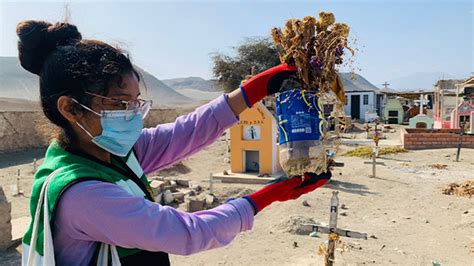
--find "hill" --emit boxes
[385,72,456,91]
[162,77,221,92]
[0,57,192,107]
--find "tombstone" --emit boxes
[416,122,427,129]
[383,98,404,124]
[0,186,12,251]
[229,102,281,175]
[409,114,434,129]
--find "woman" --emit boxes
[17,20,331,265]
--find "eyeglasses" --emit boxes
[85,92,152,119]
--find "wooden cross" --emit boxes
[364,123,385,178]
[208,173,221,195]
[302,191,367,266]
[364,151,385,178]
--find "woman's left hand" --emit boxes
[243,171,332,214]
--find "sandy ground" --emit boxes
[0,124,473,265]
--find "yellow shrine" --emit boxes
[229,102,281,175]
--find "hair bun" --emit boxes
[16,20,82,75]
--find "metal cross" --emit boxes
[302,191,367,266]
[382,82,390,89]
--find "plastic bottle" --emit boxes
[276,88,327,176]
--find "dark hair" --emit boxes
[16,20,139,147]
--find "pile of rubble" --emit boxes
[148,177,219,212]
[442,180,474,198]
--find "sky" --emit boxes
[1,0,473,86]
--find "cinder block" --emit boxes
[186,199,205,213]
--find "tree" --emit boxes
[211,38,280,92]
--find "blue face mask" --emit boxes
[73,100,144,157]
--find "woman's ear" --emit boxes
[57,96,83,122]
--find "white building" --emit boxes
[340,73,384,122]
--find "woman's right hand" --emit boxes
[243,171,332,214]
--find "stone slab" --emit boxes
[212,172,282,185]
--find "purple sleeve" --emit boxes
[55,181,254,255]
[134,95,238,175]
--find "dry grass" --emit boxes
[429,164,448,170]
[342,146,407,158]
[442,180,474,198]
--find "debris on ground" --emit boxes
[274,215,318,235]
[342,146,407,158]
[429,164,448,170]
[441,180,474,198]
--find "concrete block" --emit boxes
[186,199,205,213]
[175,179,190,187]
[150,180,165,196]
[172,192,185,203]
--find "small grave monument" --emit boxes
[229,102,281,175]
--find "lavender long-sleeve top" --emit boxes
[53,95,254,265]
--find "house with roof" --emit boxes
[340,73,384,121]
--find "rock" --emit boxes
[184,190,196,197]
[370,235,378,239]
[223,170,229,175]
[293,241,299,248]
[341,204,348,210]
[186,199,205,212]
[422,219,430,224]
[172,192,185,203]
[391,219,396,223]
[340,212,348,216]
[302,200,311,207]
[155,193,163,204]
[205,194,218,207]
[148,176,165,181]
[163,190,174,205]
[463,210,469,214]
[223,158,230,164]
[150,180,165,196]
[309,231,318,237]
[189,183,202,192]
[163,185,178,193]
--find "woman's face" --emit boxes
[78,73,141,137]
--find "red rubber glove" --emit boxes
[240,63,297,107]
[243,172,331,214]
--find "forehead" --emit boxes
[107,73,140,97]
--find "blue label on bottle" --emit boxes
[276,89,324,145]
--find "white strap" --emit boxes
[27,167,64,266]
[97,243,121,266]
[43,174,55,265]
[110,245,121,266]
[26,167,121,266]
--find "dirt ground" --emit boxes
[0,124,473,265]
